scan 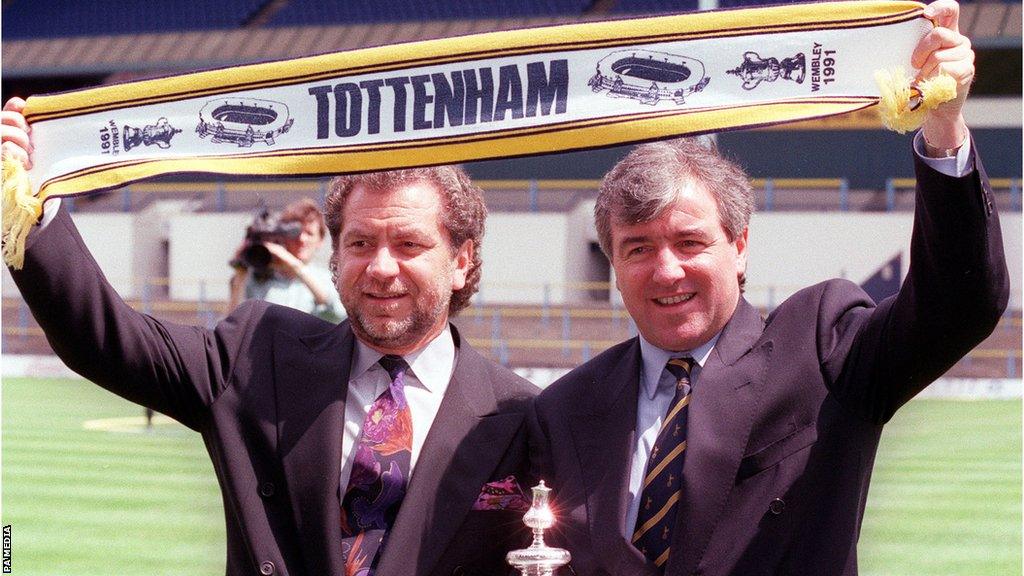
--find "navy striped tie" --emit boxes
[632,357,694,570]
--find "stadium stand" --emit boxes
[3,0,1020,75]
[609,0,699,13]
[608,0,799,12]
[961,0,1019,37]
[2,0,269,38]
[269,0,593,25]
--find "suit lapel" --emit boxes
[569,339,655,575]
[275,322,354,576]
[375,336,526,576]
[666,299,771,576]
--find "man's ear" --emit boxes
[451,239,473,290]
[734,226,749,280]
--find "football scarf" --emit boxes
[2,0,954,268]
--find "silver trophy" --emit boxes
[507,481,571,576]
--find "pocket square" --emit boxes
[472,475,531,512]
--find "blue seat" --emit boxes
[268,0,591,26]
[3,0,267,39]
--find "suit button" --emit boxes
[259,560,275,575]
[769,498,786,515]
[259,482,275,498]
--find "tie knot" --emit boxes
[378,355,409,381]
[665,357,694,381]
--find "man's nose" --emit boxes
[651,248,685,284]
[367,247,399,279]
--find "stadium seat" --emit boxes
[2,0,267,39]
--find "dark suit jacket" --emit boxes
[529,152,1009,575]
[12,207,538,576]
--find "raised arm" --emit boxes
[3,98,257,431]
[821,1,1008,421]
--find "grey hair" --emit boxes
[595,137,755,259]
[325,166,486,316]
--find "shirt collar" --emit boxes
[350,325,456,394]
[638,332,720,400]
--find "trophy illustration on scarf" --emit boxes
[728,51,806,90]
[123,117,181,151]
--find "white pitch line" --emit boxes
[82,415,182,433]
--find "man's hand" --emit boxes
[2,97,33,169]
[913,0,973,153]
[264,241,334,306]
[264,241,304,274]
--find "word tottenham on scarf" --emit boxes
[307,59,569,138]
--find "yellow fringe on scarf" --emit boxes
[2,156,43,270]
[875,68,958,134]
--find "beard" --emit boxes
[344,278,452,351]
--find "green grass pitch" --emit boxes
[2,377,1020,575]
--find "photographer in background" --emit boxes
[228,198,346,322]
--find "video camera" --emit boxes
[230,208,303,274]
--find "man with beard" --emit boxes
[2,98,537,576]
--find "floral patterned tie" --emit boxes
[341,355,413,576]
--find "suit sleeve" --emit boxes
[9,206,257,431]
[821,143,1009,423]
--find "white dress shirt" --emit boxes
[339,326,455,495]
